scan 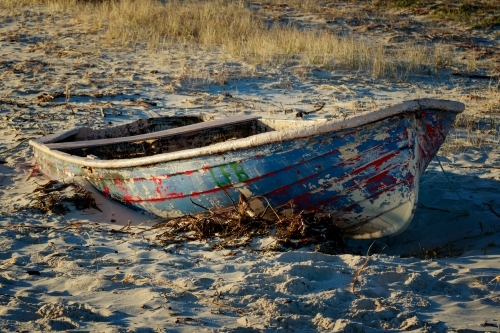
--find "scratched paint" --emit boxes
[30,99,464,239]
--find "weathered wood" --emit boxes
[46,115,261,150]
[30,99,465,239]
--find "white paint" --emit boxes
[337,142,360,160]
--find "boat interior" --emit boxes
[44,115,314,160]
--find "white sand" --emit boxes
[1,4,499,333]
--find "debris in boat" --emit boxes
[29,180,102,214]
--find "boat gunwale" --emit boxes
[29,98,464,169]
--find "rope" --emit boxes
[416,113,496,226]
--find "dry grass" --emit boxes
[1,0,40,6]
[2,0,473,79]
[3,0,498,152]
[263,0,500,28]
[441,84,500,155]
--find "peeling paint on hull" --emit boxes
[30,99,464,239]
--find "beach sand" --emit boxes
[1,3,499,332]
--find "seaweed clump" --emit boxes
[152,195,346,253]
[30,180,102,215]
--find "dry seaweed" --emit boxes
[27,181,345,251]
[153,196,346,252]
[30,180,102,214]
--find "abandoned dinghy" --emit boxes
[29,98,464,239]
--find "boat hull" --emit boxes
[31,99,463,239]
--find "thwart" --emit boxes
[30,99,464,239]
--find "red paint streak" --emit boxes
[155,188,162,195]
[125,184,235,202]
[125,191,186,202]
[123,189,133,203]
[114,127,408,204]
[243,175,264,184]
[273,185,291,195]
[337,154,363,167]
[344,130,358,136]
[417,123,448,171]
[149,176,163,185]
[348,151,399,177]
[292,156,408,206]
[292,150,398,189]
[115,178,123,190]
[340,175,415,214]
[139,197,167,202]
[299,168,414,214]
[202,165,211,171]
[133,174,170,182]
[364,170,397,193]
[371,150,399,168]
[197,186,232,195]
[166,192,185,198]
[185,170,194,176]
[103,187,110,196]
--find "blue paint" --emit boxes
[33,108,461,235]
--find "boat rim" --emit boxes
[29,98,464,169]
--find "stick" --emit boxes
[0,138,32,155]
[350,241,376,294]
[115,276,246,314]
[484,203,500,218]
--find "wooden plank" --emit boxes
[46,115,261,150]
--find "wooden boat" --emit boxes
[29,99,464,239]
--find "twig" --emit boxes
[417,203,469,216]
[295,102,325,117]
[350,241,376,294]
[114,276,246,314]
[249,196,282,222]
[481,321,499,328]
[189,198,211,211]
[189,198,231,220]
[488,275,500,284]
[220,186,238,210]
[120,220,132,230]
[0,138,33,155]
[458,166,500,169]
[484,203,500,218]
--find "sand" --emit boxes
[1,3,499,332]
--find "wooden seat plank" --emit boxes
[46,115,261,150]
